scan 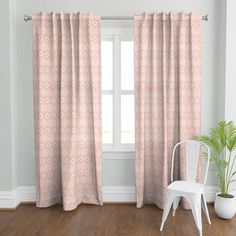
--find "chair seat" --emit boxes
[167,181,204,194]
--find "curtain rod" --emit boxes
[24,14,209,22]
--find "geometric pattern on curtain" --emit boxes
[134,13,202,209]
[32,12,103,211]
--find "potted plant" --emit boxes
[199,121,236,219]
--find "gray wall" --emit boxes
[0,0,18,190]
[1,0,225,190]
[0,0,13,190]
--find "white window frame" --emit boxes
[102,27,134,152]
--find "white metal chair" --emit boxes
[160,140,211,236]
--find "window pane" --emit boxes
[102,94,113,143]
[121,41,134,90]
[102,41,113,90]
[121,95,134,143]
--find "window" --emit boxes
[120,41,134,144]
[102,41,113,144]
[102,28,134,152]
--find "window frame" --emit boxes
[101,27,134,152]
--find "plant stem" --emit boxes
[225,151,232,194]
[220,149,226,194]
[226,154,236,194]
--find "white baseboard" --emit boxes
[0,186,36,209]
[0,185,218,209]
[16,186,37,203]
[204,186,218,203]
[0,189,18,209]
[103,186,136,202]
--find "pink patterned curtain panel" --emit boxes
[32,13,103,211]
[134,13,201,208]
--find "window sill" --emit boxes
[102,144,135,153]
[102,151,135,160]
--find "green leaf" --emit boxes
[215,172,223,179]
[230,171,236,178]
[199,136,213,147]
[226,121,236,137]
[197,120,236,194]
[227,134,236,151]
[226,121,236,151]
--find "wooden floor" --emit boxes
[0,203,235,236]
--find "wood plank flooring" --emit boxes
[0,203,235,236]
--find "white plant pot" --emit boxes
[214,193,236,219]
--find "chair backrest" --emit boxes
[170,140,210,186]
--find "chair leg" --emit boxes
[160,192,176,231]
[201,193,211,224]
[190,196,202,236]
[172,196,181,216]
